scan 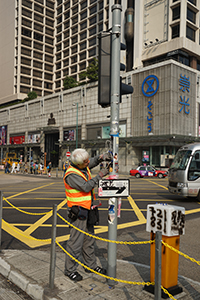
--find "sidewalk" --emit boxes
[0,246,200,300]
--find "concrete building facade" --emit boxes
[0,60,199,172]
[0,0,200,171]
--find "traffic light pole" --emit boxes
[107,1,122,286]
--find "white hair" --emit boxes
[71,148,89,165]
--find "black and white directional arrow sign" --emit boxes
[98,179,130,197]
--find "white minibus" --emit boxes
[168,143,200,200]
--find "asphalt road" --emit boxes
[0,171,199,283]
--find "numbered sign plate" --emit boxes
[98,179,130,197]
[146,203,185,236]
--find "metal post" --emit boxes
[107,1,122,286]
[49,204,57,289]
[76,102,78,148]
[155,231,162,300]
[0,191,3,250]
[56,167,58,178]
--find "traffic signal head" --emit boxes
[98,33,133,108]
[98,32,111,108]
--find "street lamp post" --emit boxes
[73,102,78,148]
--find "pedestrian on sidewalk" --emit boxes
[47,161,52,177]
[63,148,112,282]
[4,161,10,174]
[11,162,16,173]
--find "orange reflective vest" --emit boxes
[63,165,96,210]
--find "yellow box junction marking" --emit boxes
[2,179,200,248]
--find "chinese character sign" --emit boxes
[179,74,190,115]
[146,203,185,236]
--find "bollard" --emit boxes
[56,168,58,178]
[49,204,57,289]
[155,231,162,300]
[0,191,2,250]
[146,203,185,298]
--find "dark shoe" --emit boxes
[65,271,83,282]
[85,266,107,275]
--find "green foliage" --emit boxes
[79,58,98,83]
[63,76,78,90]
[23,91,38,102]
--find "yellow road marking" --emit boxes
[185,208,200,215]
[146,179,168,190]
[6,183,55,199]
[24,198,67,235]
[128,196,146,222]
[7,223,70,227]
[2,178,200,248]
[2,219,70,248]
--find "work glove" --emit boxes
[98,168,109,178]
[99,152,113,161]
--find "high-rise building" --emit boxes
[0,0,110,105]
[0,0,200,105]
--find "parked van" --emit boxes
[168,143,200,200]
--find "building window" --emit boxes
[79,52,86,61]
[22,28,32,38]
[80,31,87,41]
[71,65,77,74]
[79,62,86,71]
[46,1,54,9]
[172,24,180,39]
[46,18,54,27]
[172,5,180,21]
[89,37,96,47]
[81,11,87,20]
[80,41,86,51]
[89,26,96,36]
[57,16,62,24]
[57,34,62,43]
[187,7,196,24]
[80,21,87,31]
[197,60,200,71]
[89,16,96,26]
[72,45,77,54]
[99,23,103,32]
[99,12,103,21]
[89,48,96,57]
[90,5,97,15]
[64,1,70,10]
[99,1,103,10]
[71,35,78,45]
[71,55,77,64]
[186,25,195,41]
[81,1,87,10]
[34,32,43,42]
[188,0,196,5]
[72,16,78,25]
[72,5,78,15]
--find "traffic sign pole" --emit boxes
[107,0,122,286]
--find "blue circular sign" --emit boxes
[142,75,159,97]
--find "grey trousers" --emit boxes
[65,217,97,274]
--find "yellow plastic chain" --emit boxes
[161,286,178,300]
[3,197,52,216]
[57,213,154,245]
[56,241,154,287]
[162,241,200,266]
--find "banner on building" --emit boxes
[0,125,7,145]
[10,135,25,145]
[63,130,75,141]
[28,134,40,143]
